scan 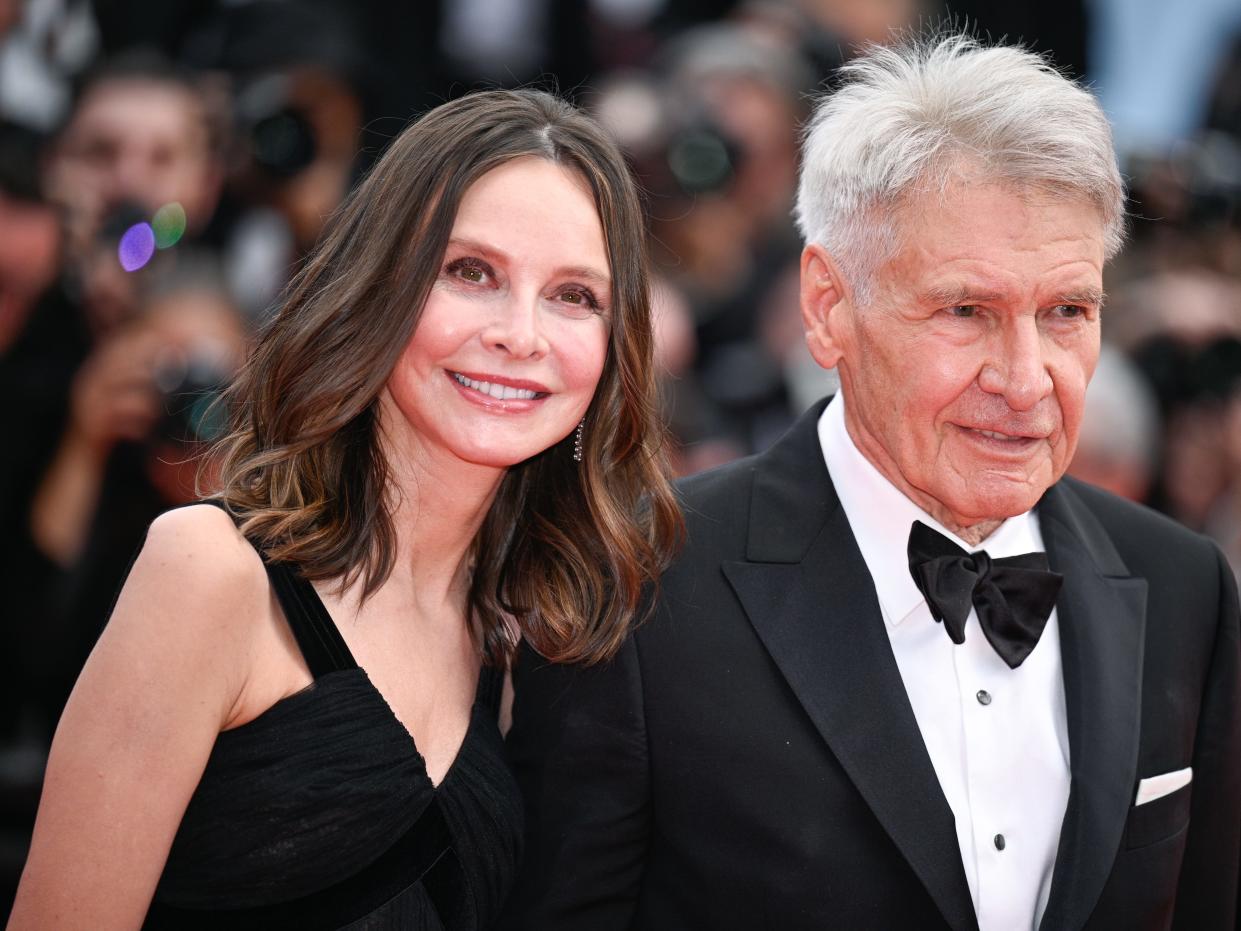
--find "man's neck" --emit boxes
[952,519,1002,547]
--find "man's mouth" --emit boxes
[960,425,1044,448]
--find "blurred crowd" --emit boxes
[1,0,1240,917]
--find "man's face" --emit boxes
[803,180,1106,530]
[50,80,218,237]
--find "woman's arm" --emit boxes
[8,505,268,930]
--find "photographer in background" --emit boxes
[0,56,234,918]
[181,0,365,321]
[23,51,225,570]
[593,23,813,461]
[43,52,223,297]
[28,269,246,728]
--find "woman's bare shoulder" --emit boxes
[8,505,272,928]
[140,503,267,598]
[104,503,272,665]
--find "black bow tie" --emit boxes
[906,520,1063,669]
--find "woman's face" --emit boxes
[382,156,612,472]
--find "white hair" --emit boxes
[794,34,1126,304]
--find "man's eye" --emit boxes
[948,305,977,318]
[1053,304,1086,318]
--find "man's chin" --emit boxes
[940,470,1056,526]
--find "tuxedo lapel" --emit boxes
[722,402,979,931]
[1037,480,1147,931]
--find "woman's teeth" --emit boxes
[452,373,539,400]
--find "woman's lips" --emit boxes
[447,370,551,409]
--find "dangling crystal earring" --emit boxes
[573,419,585,462]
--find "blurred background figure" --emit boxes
[1066,344,1162,502]
[1090,0,1241,160]
[0,119,65,901]
[592,19,818,456]
[180,0,366,320]
[6,50,230,679]
[1211,388,1241,587]
[42,53,224,320]
[28,272,246,715]
[0,121,59,358]
[3,0,1241,920]
[0,0,98,132]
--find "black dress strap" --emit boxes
[264,562,358,678]
[193,499,356,678]
[476,663,505,714]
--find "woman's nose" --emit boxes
[482,293,549,360]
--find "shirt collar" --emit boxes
[817,393,1046,627]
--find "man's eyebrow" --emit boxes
[919,284,1107,307]
[919,285,1004,307]
[1054,287,1106,307]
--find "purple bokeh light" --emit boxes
[118,222,156,272]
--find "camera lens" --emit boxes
[667,129,734,194]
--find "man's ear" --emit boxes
[800,243,849,369]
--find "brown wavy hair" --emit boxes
[206,89,683,665]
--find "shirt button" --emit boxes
[994,833,1006,851]
[976,689,992,706]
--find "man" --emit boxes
[502,35,1241,931]
[29,53,225,566]
[44,52,223,281]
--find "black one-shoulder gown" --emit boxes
[142,553,522,930]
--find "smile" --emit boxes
[958,424,1044,453]
[449,372,547,401]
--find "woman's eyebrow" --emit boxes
[444,237,510,264]
[555,265,611,290]
[447,238,610,289]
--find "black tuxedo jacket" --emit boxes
[501,400,1241,930]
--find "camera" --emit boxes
[153,348,232,445]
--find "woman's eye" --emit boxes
[445,257,491,284]
[558,288,600,312]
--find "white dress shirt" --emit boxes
[819,393,1071,931]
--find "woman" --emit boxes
[10,89,682,930]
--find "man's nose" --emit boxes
[483,293,549,360]
[978,316,1053,411]
[109,149,154,208]
[117,148,145,187]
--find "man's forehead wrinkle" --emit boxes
[896,175,1105,235]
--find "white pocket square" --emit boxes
[1135,767,1192,806]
